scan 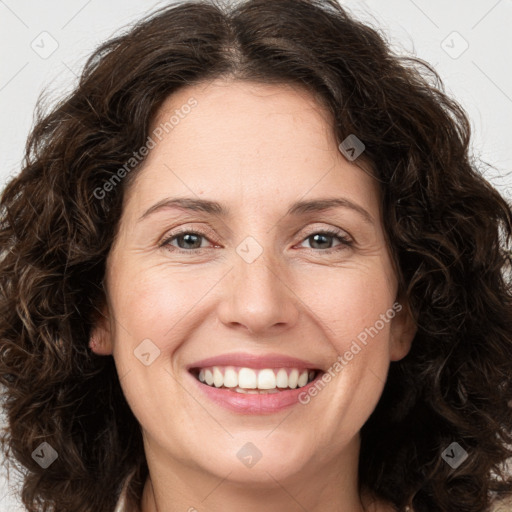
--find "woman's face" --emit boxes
[92,79,415,491]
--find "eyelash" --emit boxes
[159,227,353,255]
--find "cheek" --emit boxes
[107,265,205,422]
[304,264,395,410]
[306,263,396,345]
[293,268,397,454]
[111,264,214,351]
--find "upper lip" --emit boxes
[187,352,322,371]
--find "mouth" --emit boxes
[186,353,326,414]
[189,366,320,394]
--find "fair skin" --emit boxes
[91,79,416,512]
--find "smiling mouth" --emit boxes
[189,366,321,393]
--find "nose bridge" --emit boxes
[237,236,279,294]
[217,232,298,335]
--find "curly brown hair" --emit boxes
[1,0,511,511]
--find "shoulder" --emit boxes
[490,494,512,511]
[113,476,129,512]
[114,470,140,512]
[360,488,398,512]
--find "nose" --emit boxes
[217,248,300,336]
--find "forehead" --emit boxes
[124,79,379,220]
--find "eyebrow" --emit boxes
[138,197,374,224]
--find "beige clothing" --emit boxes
[114,470,139,512]
[113,472,512,511]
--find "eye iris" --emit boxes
[309,233,333,249]
[177,233,202,249]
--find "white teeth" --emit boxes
[288,369,299,389]
[194,366,317,391]
[297,371,308,387]
[276,368,288,388]
[223,367,238,388]
[257,369,276,389]
[204,369,214,386]
[213,367,223,388]
[238,368,257,389]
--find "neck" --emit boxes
[139,436,378,512]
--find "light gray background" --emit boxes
[1,0,511,510]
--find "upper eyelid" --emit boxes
[162,224,352,248]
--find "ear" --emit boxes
[389,297,417,362]
[89,302,113,356]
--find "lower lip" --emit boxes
[188,370,324,414]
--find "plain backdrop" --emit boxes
[1,0,511,510]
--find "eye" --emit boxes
[298,228,353,252]
[160,227,353,254]
[160,230,213,252]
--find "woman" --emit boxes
[1,0,511,511]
